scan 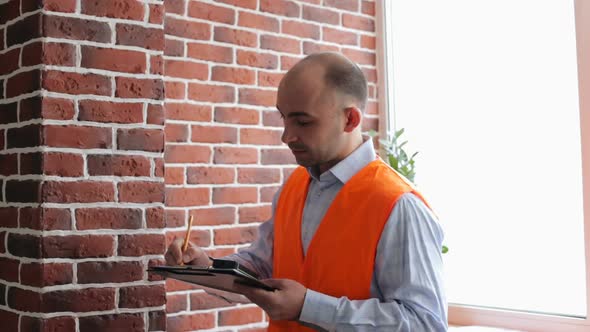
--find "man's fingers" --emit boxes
[183,243,210,266]
[164,238,184,265]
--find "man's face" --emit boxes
[276,67,347,172]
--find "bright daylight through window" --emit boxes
[383,0,586,317]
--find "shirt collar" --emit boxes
[306,137,376,184]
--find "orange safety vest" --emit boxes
[269,159,430,331]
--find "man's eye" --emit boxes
[297,121,310,127]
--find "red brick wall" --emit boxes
[1,0,378,331]
[162,0,378,330]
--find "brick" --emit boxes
[190,206,235,226]
[164,38,183,57]
[362,0,375,15]
[261,34,300,54]
[6,180,41,203]
[164,81,186,100]
[147,104,164,125]
[166,229,211,250]
[6,69,41,98]
[165,17,210,40]
[44,152,84,176]
[76,208,142,230]
[42,181,115,203]
[23,42,76,67]
[214,27,257,47]
[239,88,276,107]
[238,168,280,184]
[7,13,41,46]
[18,207,40,229]
[44,15,110,43]
[81,46,146,73]
[188,42,233,63]
[191,124,237,143]
[78,100,142,124]
[238,12,279,32]
[81,0,145,20]
[219,306,263,326]
[44,288,116,312]
[117,128,164,152]
[149,3,164,24]
[211,66,255,85]
[0,154,17,176]
[237,50,278,69]
[260,0,300,17]
[363,67,377,83]
[261,148,296,165]
[20,316,76,332]
[361,35,376,49]
[282,20,320,40]
[343,13,375,32]
[7,233,41,258]
[118,181,164,203]
[281,55,303,70]
[151,54,163,75]
[147,207,165,228]
[164,0,185,15]
[165,59,208,80]
[0,310,18,332]
[7,287,42,312]
[0,129,4,149]
[215,107,259,125]
[167,313,215,332]
[214,226,258,245]
[213,187,257,204]
[0,48,19,75]
[87,154,150,176]
[41,97,75,120]
[44,125,111,149]
[165,166,184,185]
[148,311,166,331]
[42,71,111,96]
[17,149,42,171]
[303,5,339,25]
[187,166,234,184]
[239,205,272,223]
[258,71,284,88]
[0,232,5,254]
[261,185,280,202]
[362,116,377,132]
[116,77,164,100]
[166,187,210,207]
[188,83,234,103]
[117,24,164,50]
[0,257,19,282]
[0,208,18,227]
[325,0,359,11]
[43,235,114,258]
[44,0,77,12]
[20,262,73,287]
[79,314,143,332]
[241,128,282,145]
[165,123,188,142]
[215,0,256,9]
[40,208,71,230]
[165,278,198,292]
[166,294,187,313]
[214,147,258,164]
[190,292,233,310]
[303,41,339,55]
[155,157,164,177]
[342,48,375,65]
[6,124,41,149]
[0,1,20,25]
[118,234,166,256]
[189,1,234,24]
[165,145,211,163]
[0,102,18,124]
[323,27,358,45]
[120,284,165,308]
[22,0,41,11]
[164,209,185,228]
[77,261,143,283]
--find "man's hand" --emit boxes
[236,279,307,321]
[164,238,211,266]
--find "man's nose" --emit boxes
[281,127,296,144]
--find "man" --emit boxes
[166,52,447,331]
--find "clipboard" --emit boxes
[148,259,276,293]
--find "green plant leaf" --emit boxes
[442,245,449,254]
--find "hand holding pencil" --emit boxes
[164,215,212,267]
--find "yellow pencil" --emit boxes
[180,215,193,266]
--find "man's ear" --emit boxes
[343,106,362,132]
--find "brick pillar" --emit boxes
[0,1,166,331]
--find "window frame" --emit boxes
[375,0,590,330]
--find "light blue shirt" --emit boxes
[229,139,447,331]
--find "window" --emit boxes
[377,0,590,330]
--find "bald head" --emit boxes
[282,52,368,111]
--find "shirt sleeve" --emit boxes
[222,189,281,279]
[299,192,448,331]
